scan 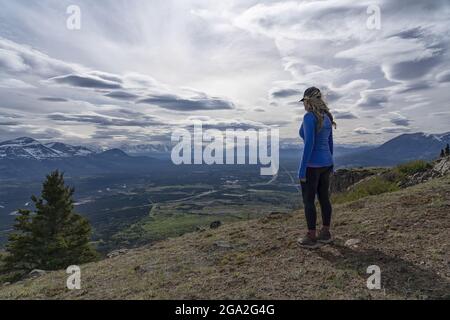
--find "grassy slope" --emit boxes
[0,175,449,300]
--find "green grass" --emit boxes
[332,175,400,204]
[394,160,432,177]
[332,160,433,205]
[111,211,254,246]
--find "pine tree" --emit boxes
[445,144,450,156]
[4,171,98,273]
[440,149,445,158]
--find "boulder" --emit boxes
[213,241,233,249]
[344,239,361,247]
[27,269,46,278]
[107,248,129,259]
[210,221,222,229]
[196,226,206,232]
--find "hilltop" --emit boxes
[0,165,449,299]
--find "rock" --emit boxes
[210,221,222,229]
[27,269,46,278]
[134,263,157,274]
[196,226,206,232]
[267,212,287,219]
[213,241,233,249]
[107,248,129,259]
[344,239,361,247]
[3,282,11,286]
[330,168,382,193]
[398,156,450,188]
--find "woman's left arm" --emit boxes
[329,127,334,156]
[298,113,316,180]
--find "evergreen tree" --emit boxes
[440,149,445,158]
[445,144,450,156]
[4,171,98,273]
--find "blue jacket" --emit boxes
[298,112,334,179]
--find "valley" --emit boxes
[1,132,449,254]
[0,164,302,253]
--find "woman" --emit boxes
[297,87,336,249]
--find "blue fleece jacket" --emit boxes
[298,112,334,179]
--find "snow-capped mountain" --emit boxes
[44,142,94,157]
[121,143,171,154]
[119,143,172,158]
[0,137,94,160]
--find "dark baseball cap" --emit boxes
[300,87,321,102]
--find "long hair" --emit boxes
[303,92,337,132]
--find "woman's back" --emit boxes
[299,112,333,179]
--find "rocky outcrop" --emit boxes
[398,156,450,188]
[330,168,386,193]
[26,269,47,279]
[107,249,129,259]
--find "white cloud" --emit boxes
[0,78,35,89]
[0,0,449,145]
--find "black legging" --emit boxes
[300,166,333,231]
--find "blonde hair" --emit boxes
[303,92,337,132]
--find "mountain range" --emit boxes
[334,132,450,167]
[0,137,94,160]
[0,131,449,180]
[0,137,163,180]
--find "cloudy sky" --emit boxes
[0,0,449,147]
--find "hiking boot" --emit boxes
[317,229,333,244]
[297,233,321,249]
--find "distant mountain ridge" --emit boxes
[0,137,94,160]
[0,137,164,180]
[335,132,450,167]
[1,131,449,180]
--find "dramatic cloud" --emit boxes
[39,97,69,102]
[49,74,122,89]
[138,94,235,111]
[354,126,411,135]
[0,120,19,126]
[0,79,35,89]
[48,113,165,128]
[0,37,77,77]
[271,89,301,99]
[104,91,140,101]
[0,0,449,145]
[182,116,268,131]
[357,90,389,109]
[382,112,411,127]
[332,110,358,120]
[436,70,450,83]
